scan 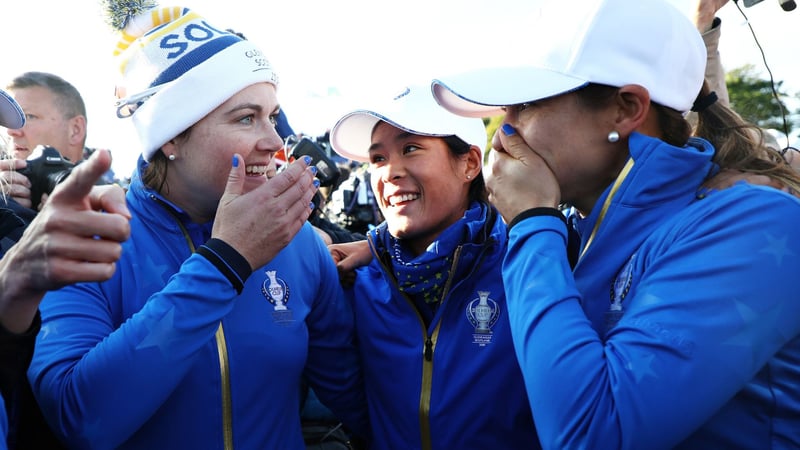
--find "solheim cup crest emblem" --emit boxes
[262,270,293,323]
[466,290,499,346]
[605,253,635,333]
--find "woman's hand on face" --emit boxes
[486,124,561,223]
[212,154,318,269]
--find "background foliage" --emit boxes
[726,64,798,137]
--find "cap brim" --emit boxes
[432,67,589,117]
[329,111,382,162]
[331,108,488,163]
[0,90,25,129]
[330,84,489,162]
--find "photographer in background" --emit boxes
[1,72,116,217]
[0,88,131,449]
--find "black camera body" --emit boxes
[288,137,341,188]
[17,145,75,210]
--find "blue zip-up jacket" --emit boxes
[505,133,800,449]
[27,157,366,449]
[350,203,539,450]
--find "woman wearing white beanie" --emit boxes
[27,2,367,448]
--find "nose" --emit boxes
[257,125,283,154]
[6,127,22,138]
[381,156,406,182]
[491,127,505,152]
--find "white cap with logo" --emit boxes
[432,0,706,117]
[330,84,487,163]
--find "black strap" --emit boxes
[508,207,567,230]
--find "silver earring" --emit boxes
[168,154,176,161]
[466,175,472,180]
[607,131,620,143]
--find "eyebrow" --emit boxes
[368,130,416,153]
[225,103,281,116]
[226,103,262,116]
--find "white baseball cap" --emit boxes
[330,84,488,163]
[432,0,706,118]
[0,89,25,129]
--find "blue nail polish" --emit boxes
[501,124,517,136]
[313,179,320,188]
[309,201,316,210]
[232,156,239,167]
[303,155,312,165]
[309,166,318,175]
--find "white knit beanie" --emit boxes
[104,1,279,161]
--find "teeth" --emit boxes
[245,165,267,175]
[388,193,419,206]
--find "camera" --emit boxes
[17,145,75,210]
[742,0,796,11]
[286,136,342,188]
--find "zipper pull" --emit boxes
[424,337,433,361]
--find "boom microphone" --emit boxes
[741,0,796,11]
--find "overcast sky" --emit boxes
[1,0,797,177]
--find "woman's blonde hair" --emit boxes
[689,81,800,193]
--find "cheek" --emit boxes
[370,172,383,200]
[190,145,234,183]
[197,132,238,162]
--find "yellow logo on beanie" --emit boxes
[103,0,279,162]
[113,6,186,56]
[117,10,211,75]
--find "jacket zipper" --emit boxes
[215,323,233,449]
[156,197,234,450]
[370,232,463,450]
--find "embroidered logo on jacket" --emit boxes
[606,253,635,333]
[466,290,500,346]
[262,270,293,323]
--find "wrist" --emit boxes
[0,269,46,334]
[197,238,252,294]
[508,207,567,230]
[698,15,721,34]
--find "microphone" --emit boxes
[741,0,796,10]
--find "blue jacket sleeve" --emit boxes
[0,396,6,450]
[27,253,239,449]
[302,233,369,438]
[504,189,800,449]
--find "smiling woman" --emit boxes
[25,2,368,449]
[326,85,540,449]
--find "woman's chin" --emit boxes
[242,174,267,192]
